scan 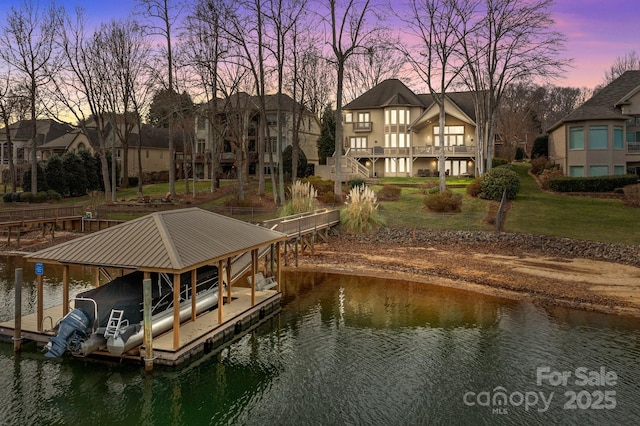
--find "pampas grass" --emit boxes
[340,184,385,233]
[280,180,318,216]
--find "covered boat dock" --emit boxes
[0,207,288,369]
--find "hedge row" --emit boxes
[549,175,638,192]
[2,190,62,203]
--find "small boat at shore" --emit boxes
[45,265,220,358]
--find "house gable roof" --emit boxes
[548,70,640,131]
[343,79,425,109]
[0,119,73,145]
[25,208,287,273]
[343,79,478,125]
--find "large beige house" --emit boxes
[195,93,321,179]
[548,70,640,177]
[337,79,478,179]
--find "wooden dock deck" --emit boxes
[0,287,281,366]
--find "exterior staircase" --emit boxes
[327,151,369,182]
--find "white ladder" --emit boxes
[104,309,127,338]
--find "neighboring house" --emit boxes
[0,119,74,184]
[39,123,172,182]
[548,70,640,177]
[195,92,321,179]
[337,79,478,179]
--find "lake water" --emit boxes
[1,258,640,425]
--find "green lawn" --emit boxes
[505,164,640,245]
[3,167,638,245]
[373,185,494,231]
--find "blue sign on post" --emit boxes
[35,262,44,275]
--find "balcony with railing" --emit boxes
[628,142,640,154]
[351,121,372,132]
[346,145,476,158]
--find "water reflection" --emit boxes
[0,265,639,425]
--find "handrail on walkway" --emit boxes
[0,205,86,223]
[260,208,340,237]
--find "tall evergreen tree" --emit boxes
[45,155,68,195]
[78,149,101,191]
[62,152,89,196]
[317,104,335,165]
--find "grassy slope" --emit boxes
[505,164,639,245]
[5,167,637,245]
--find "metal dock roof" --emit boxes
[25,207,287,272]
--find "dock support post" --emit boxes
[172,274,180,350]
[37,273,43,332]
[62,265,69,316]
[191,270,197,322]
[251,249,257,306]
[276,242,282,292]
[13,268,22,352]
[218,260,224,324]
[143,277,154,373]
[226,258,232,304]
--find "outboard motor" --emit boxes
[44,309,91,358]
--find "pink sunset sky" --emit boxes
[1,0,638,90]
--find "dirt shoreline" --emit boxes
[288,232,640,319]
[5,229,640,319]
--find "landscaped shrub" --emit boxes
[515,147,525,161]
[11,192,21,202]
[2,192,13,203]
[376,184,401,201]
[46,190,62,201]
[531,135,548,159]
[480,167,520,200]
[530,155,550,175]
[19,192,34,203]
[33,191,48,203]
[348,178,366,189]
[623,184,640,207]
[466,177,483,197]
[538,166,564,190]
[340,184,384,234]
[492,157,509,168]
[280,180,317,216]
[303,176,336,204]
[424,189,462,212]
[549,175,638,193]
[419,180,438,194]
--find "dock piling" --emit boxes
[13,268,22,352]
[143,278,153,372]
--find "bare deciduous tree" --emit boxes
[601,51,640,88]
[401,0,474,190]
[324,0,384,197]
[0,71,28,192]
[0,0,63,193]
[183,0,233,192]
[343,33,407,103]
[459,0,568,174]
[137,0,181,197]
[96,19,149,194]
[53,8,115,201]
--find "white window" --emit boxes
[349,137,367,149]
[357,112,370,123]
[434,126,464,146]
